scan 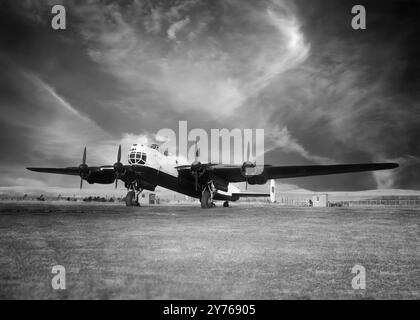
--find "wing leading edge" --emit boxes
[27,166,117,185]
[263,162,399,180]
[27,167,81,175]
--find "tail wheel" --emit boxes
[223,201,229,207]
[200,189,212,208]
[125,191,135,206]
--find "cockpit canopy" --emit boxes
[128,151,147,165]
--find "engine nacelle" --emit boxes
[212,175,229,192]
[241,161,257,177]
[247,175,268,185]
[86,171,115,184]
[138,179,156,191]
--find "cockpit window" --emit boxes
[128,152,147,165]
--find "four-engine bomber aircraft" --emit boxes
[28,143,398,208]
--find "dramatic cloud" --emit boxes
[0,0,419,192]
[167,16,191,40]
[75,0,310,119]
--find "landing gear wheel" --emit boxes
[223,201,229,208]
[125,191,135,206]
[134,191,141,207]
[201,189,213,208]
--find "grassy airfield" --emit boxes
[0,202,418,299]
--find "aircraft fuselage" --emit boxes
[127,144,241,201]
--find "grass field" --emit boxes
[0,202,418,299]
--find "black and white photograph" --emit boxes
[0,0,419,304]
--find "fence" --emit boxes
[345,199,420,207]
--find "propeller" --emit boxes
[113,144,124,189]
[190,137,202,191]
[78,147,90,189]
[242,141,255,190]
[194,138,199,162]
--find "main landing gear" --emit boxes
[199,181,231,209]
[200,189,212,208]
[200,181,217,208]
[125,181,143,207]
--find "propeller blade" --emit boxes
[194,137,199,161]
[245,178,248,191]
[82,146,87,165]
[246,141,250,162]
[114,144,123,189]
[79,147,87,189]
[194,174,198,191]
[117,144,121,163]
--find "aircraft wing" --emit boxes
[27,146,140,187]
[27,164,160,189]
[27,166,115,176]
[179,162,399,183]
[27,165,119,186]
[262,163,399,180]
[27,167,82,175]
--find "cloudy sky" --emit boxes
[0,0,419,192]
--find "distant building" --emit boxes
[312,194,328,207]
[149,193,160,204]
[270,179,276,203]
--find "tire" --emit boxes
[200,189,212,208]
[223,201,229,208]
[125,191,135,206]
